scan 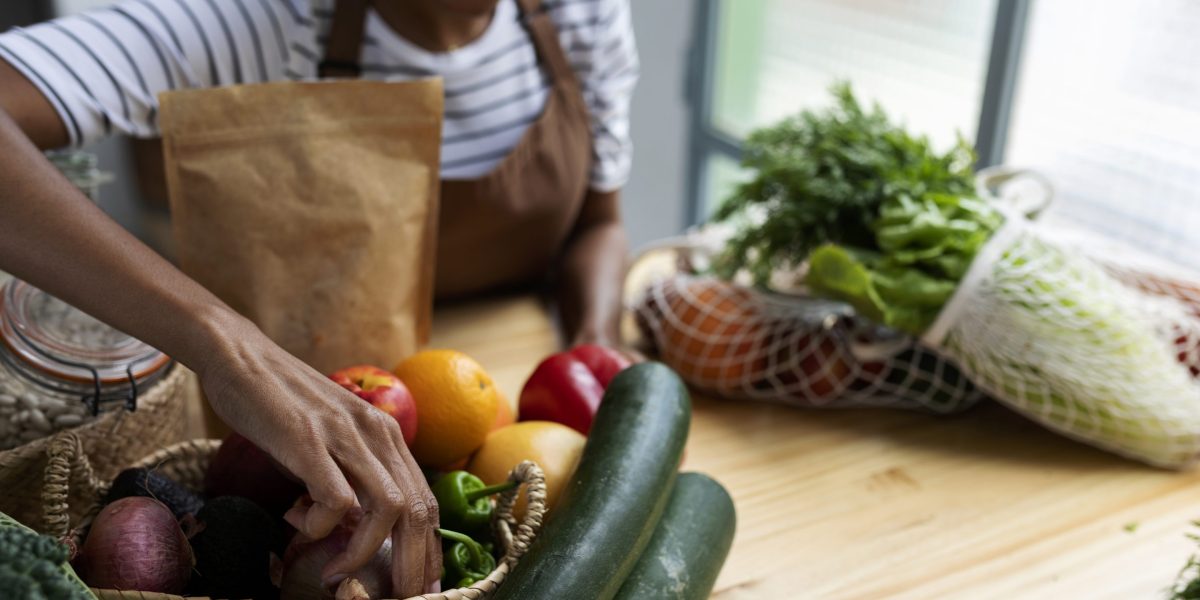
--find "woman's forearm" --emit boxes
[0,107,242,377]
[557,189,629,346]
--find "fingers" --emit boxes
[424,528,442,594]
[320,426,408,583]
[391,493,435,597]
[384,420,441,596]
[316,409,438,596]
[284,448,356,541]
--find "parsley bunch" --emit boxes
[712,83,978,285]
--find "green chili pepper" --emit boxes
[431,471,516,532]
[439,528,496,588]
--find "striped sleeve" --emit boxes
[0,0,310,147]
[578,0,638,192]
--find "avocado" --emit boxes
[103,468,204,519]
[186,496,281,600]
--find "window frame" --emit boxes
[684,0,1032,226]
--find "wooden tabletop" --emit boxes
[432,294,1200,600]
[180,292,1200,598]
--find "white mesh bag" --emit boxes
[627,239,984,413]
[1055,225,1200,381]
[905,170,1200,468]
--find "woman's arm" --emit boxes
[556,0,638,348]
[557,188,629,347]
[0,60,440,595]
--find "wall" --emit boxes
[0,1,45,30]
[50,0,696,248]
[623,0,694,248]
[53,0,103,15]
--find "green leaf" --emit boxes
[712,82,980,292]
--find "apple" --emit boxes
[330,365,418,446]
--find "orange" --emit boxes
[659,278,766,386]
[394,350,499,468]
[492,390,516,431]
[466,421,585,517]
[439,391,515,471]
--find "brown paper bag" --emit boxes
[159,80,443,375]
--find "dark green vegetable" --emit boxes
[0,511,95,600]
[867,347,978,412]
[438,529,495,589]
[713,83,999,334]
[1170,523,1200,599]
[431,471,516,534]
[103,468,204,520]
[614,473,736,600]
[493,362,691,600]
[186,496,279,600]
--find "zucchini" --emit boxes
[493,362,691,599]
[614,472,737,599]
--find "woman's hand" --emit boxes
[195,312,441,596]
[0,64,440,595]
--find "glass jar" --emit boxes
[0,279,171,449]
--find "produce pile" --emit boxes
[638,83,1200,468]
[5,346,734,599]
[635,275,983,413]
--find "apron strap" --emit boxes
[514,0,579,87]
[320,0,369,78]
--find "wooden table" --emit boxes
[184,293,1200,598]
[433,295,1200,600]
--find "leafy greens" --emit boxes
[713,83,1000,335]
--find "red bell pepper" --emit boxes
[518,345,631,434]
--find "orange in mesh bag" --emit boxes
[633,274,983,413]
[637,278,766,384]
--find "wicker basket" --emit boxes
[0,363,190,531]
[40,437,547,600]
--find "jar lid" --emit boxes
[0,280,170,385]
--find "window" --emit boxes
[1006,0,1200,262]
[689,0,1005,221]
[690,0,1200,266]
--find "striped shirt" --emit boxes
[0,0,638,190]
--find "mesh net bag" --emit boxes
[631,272,984,413]
[918,211,1200,468]
[1057,227,1200,381]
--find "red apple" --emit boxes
[330,365,418,446]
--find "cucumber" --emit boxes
[493,362,691,600]
[614,472,737,599]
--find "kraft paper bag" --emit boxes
[159,80,443,375]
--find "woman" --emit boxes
[0,0,637,594]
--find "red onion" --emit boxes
[205,432,305,516]
[281,522,392,600]
[79,497,194,593]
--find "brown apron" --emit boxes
[322,0,593,299]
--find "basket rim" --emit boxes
[83,439,547,600]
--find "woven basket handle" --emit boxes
[350,460,546,600]
[42,432,106,543]
[489,460,547,569]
